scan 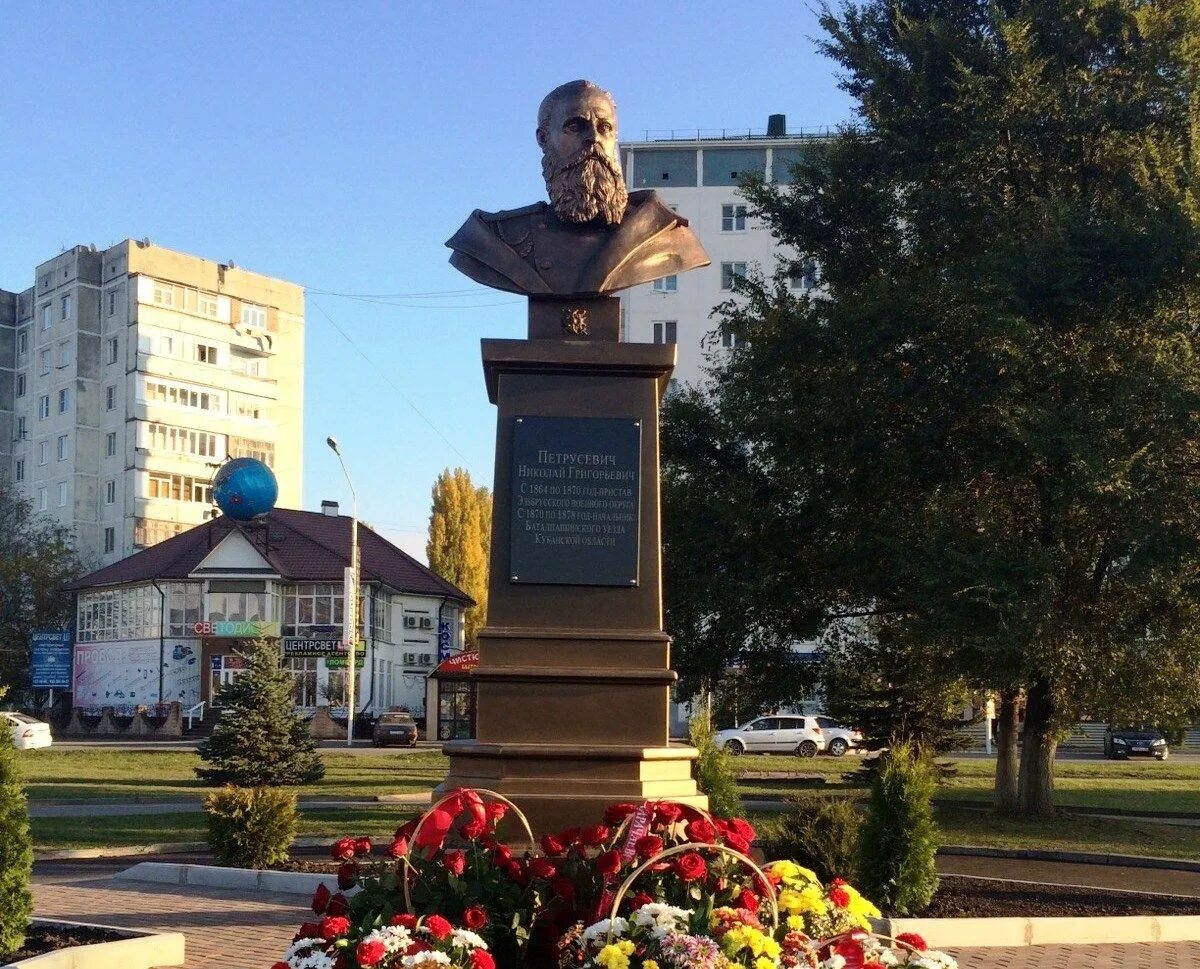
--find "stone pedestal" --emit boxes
[439,335,706,833]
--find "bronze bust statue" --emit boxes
[447,80,710,300]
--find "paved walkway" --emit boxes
[938,855,1200,897]
[31,867,1200,969]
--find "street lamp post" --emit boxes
[327,436,359,747]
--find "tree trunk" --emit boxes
[1017,676,1058,817]
[993,688,1020,814]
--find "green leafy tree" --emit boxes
[664,0,1200,817]
[427,468,490,647]
[0,483,82,693]
[0,687,32,955]
[196,639,324,786]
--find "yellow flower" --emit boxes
[778,886,827,918]
[786,915,805,932]
[643,961,659,969]
[765,860,819,887]
[596,941,635,969]
[755,958,777,969]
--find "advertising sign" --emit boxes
[432,650,479,678]
[326,654,365,670]
[192,620,281,638]
[437,619,453,662]
[30,630,73,689]
[282,637,345,657]
[74,640,200,712]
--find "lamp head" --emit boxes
[326,436,340,454]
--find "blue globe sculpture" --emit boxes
[212,458,278,521]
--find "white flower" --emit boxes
[451,928,488,950]
[293,951,336,969]
[818,956,847,969]
[362,926,413,954]
[631,903,692,940]
[581,917,629,948]
[403,952,452,968]
[908,954,957,969]
[282,939,335,969]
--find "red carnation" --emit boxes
[596,849,622,878]
[685,818,716,843]
[550,875,577,902]
[388,836,410,859]
[460,817,488,840]
[391,913,419,929]
[415,808,454,849]
[326,893,349,917]
[529,856,558,880]
[463,906,488,930]
[829,886,851,908]
[471,951,496,969]
[310,882,331,914]
[337,862,358,890]
[486,802,508,822]
[635,835,663,859]
[424,914,453,940]
[579,824,610,847]
[319,915,351,940]
[540,833,566,856]
[673,852,707,882]
[354,837,373,856]
[443,849,466,876]
[738,889,759,913]
[895,932,928,952]
[296,921,322,939]
[331,837,357,861]
[356,939,387,967]
[603,802,639,826]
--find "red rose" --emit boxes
[504,858,528,885]
[391,913,419,929]
[486,802,508,822]
[895,932,928,952]
[628,891,654,910]
[443,849,466,876]
[331,837,357,861]
[356,939,387,967]
[319,915,350,940]
[724,834,751,855]
[326,893,349,917]
[529,856,558,880]
[471,951,496,969]
[673,852,707,882]
[460,789,487,824]
[337,862,358,890]
[395,818,418,840]
[388,836,410,859]
[579,824,610,846]
[460,818,488,840]
[407,940,432,955]
[354,837,373,856]
[603,802,639,826]
[463,906,488,930]
[596,849,622,878]
[738,889,759,913]
[540,833,566,856]
[829,886,851,908]
[310,882,331,914]
[635,835,663,859]
[832,938,865,969]
[491,843,513,864]
[560,826,581,845]
[296,921,322,939]
[424,914,453,940]
[550,875,576,902]
[728,818,757,842]
[653,802,683,824]
[685,818,717,843]
[415,808,454,849]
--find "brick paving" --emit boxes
[30,872,1200,969]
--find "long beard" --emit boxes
[543,147,629,225]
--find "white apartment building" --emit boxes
[0,240,303,567]
[619,117,826,387]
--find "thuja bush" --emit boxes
[857,741,939,914]
[773,796,863,884]
[0,690,33,955]
[205,785,298,869]
[197,638,324,786]
[689,712,742,818]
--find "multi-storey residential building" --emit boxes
[618,117,827,388]
[0,240,303,567]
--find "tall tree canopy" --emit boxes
[0,484,81,694]
[427,468,491,647]
[663,0,1200,816]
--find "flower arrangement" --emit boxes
[274,791,959,969]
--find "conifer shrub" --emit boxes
[772,796,863,884]
[856,741,939,914]
[689,713,742,818]
[0,689,33,955]
[205,785,298,869]
[196,638,325,786]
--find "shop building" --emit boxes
[65,504,472,721]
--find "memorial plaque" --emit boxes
[509,415,641,586]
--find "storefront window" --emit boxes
[207,590,267,622]
[210,654,248,705]
[287,657,319,708]
[324,666,363,709]
[281,583,344,635]
[438,680,475,741]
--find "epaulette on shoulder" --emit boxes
[477,201,547,223]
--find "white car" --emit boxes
[814,716,865,757]
[715,714,826,757]
[2,712,52,750]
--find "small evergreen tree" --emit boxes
[205,786,299,868]
[0,687,32,955]
[196,639,325,786]
[689,709,741,819]
[857,742,939,915]
[772,796,863,884]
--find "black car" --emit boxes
[1103,724,1169,760]
[372,711,418,747]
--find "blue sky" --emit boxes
[0,0,854,561]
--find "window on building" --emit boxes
[58,481,67,507]
[195,343,218,364]
[108,290,117,316]
[60,294,71,320]
[41,305,51,329]
[57,434,68,461]
[134,518,188,548]
[652,275,678,293]
[106,432,117,457]
[197,293,220,319]
[207,585,268,623]
[105,480,116,504]
[722,329,744,349]
[144,422,223,459]
[106,385,116,410]
[38,488,48,511]
[15,460,24,483]
[146,471,213,504]
[371,592,393,643]
[229,436,274,466]
[230,353,267,377]
[58,388,68,413]
[721,204,748,231]
[165,584,202,635]
[281,584,345,635]
[38,395,50,419]
[38,440,48,465]
[58,340,70,367]
[16,416,26,441]
[160,335,174,355]
[40,349,50,375]
[720,261,748,291]
[287,657,319,708]
[231,394,267,420]
[15,373,25,397]
[17,330,28,359]
[240,304,267,329]
[141,377,223,413]
[789,257,819,291]
[103,528,115,553]
[107,337,119,364]
[652,321,678,345]
[152,281,176,307]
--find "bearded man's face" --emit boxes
[538,91,629,225]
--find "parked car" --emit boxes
[372,711,418,748]
[2,712,52,750]
[814,716,864,757]
[715,715,826,757]
[1103,724,1169,760]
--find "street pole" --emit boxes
[327,437,359,747]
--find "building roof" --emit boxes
[66,508,474,605]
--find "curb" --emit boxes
[114,862,341,897]
[933,799,1200,821]
[870,914,1200,948]
[6,919,185,969]
[27,791,435,809]
[938,845,1200,874]
[37,834,345,862]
